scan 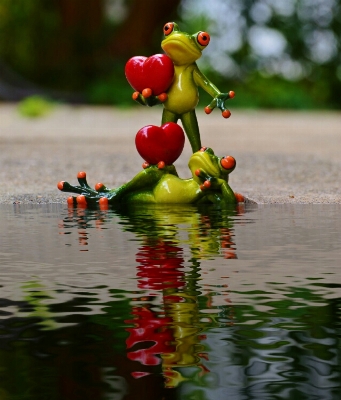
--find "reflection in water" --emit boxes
[111,204,240,389]
[0,204,341,399]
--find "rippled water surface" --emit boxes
[0,203,341,400]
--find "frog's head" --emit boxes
[161,22,210,66]
[189,147,236,184]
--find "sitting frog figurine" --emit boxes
[132,22,235,153]
[57,147,243,207]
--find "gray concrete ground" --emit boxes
[0,103,340,204]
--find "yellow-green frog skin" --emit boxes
[118,147,236,204]
[58,148,238,206]
[149,148,235,204]
[134,22,234,153]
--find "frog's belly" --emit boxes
[165,85,199,114]
[165,67,199,115]
[153,177,200,203]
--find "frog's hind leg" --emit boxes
[162,108,179,124]
[162,109,202,153]
[180,110,201,153]
[57,171,111,207]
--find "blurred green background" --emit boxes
[0,0,340,109]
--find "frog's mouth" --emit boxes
[161,36,201,65]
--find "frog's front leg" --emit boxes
[132,91,167,107]
[194,169,236,205]
[201,180,236,205]
[162,108,201,153]
[204,92,235,119]
[193,67,235,118]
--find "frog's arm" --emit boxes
[193,65,220,98]
[193,167,236,205]
[193,65,234,117]
[132,92,167,107]
[204,182,236,205]
[220,180,237,204]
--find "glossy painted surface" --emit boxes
[132,22,235,153]
[135,122,185,165]
[125,54,174,96]
[58,23,238,207]
[58,147,238,206]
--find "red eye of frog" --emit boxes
[163,22,174,36]
[197,31,210,46]
[221,156,236,170]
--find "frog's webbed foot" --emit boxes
[195,168,242,205]
[204,91,235,118]
[194,154,243,204]
[234,192,245,203]
[57,171,118,208]
[132,90,167,107]
[194,168,219,192]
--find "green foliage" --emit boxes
[197,72,326,110]
[85,62,134,107]
[17,95,55,118]
[0,0,340,108]
[0,0,59,78]
[180,0,341,109]
[232,76,318,109]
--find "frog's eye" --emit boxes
[163,22,174,36]
[221,156,236,170]
[197,31,210,46]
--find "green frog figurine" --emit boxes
[58,23,243,207]
[130,22,235,153]
[58,147,243,207]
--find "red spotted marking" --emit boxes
[142,88,152,98]
[77,171,86,179]
[76,195,87,205]
[57,181,64,190]
[222,110,231,119]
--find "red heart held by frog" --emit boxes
[125,54,174,96]
[135,123,185,165]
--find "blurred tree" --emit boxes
[180,0,341,109]
[109,0,181,58]
[0,0,180,98]
[0,0,340,108]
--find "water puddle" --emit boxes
[0,203,341,399]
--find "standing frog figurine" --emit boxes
[131,22,235,153]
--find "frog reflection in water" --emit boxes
[133,22,235,153]
[58,147,240,207]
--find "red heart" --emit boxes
[125,54,174,96]
[135,123,185,165]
